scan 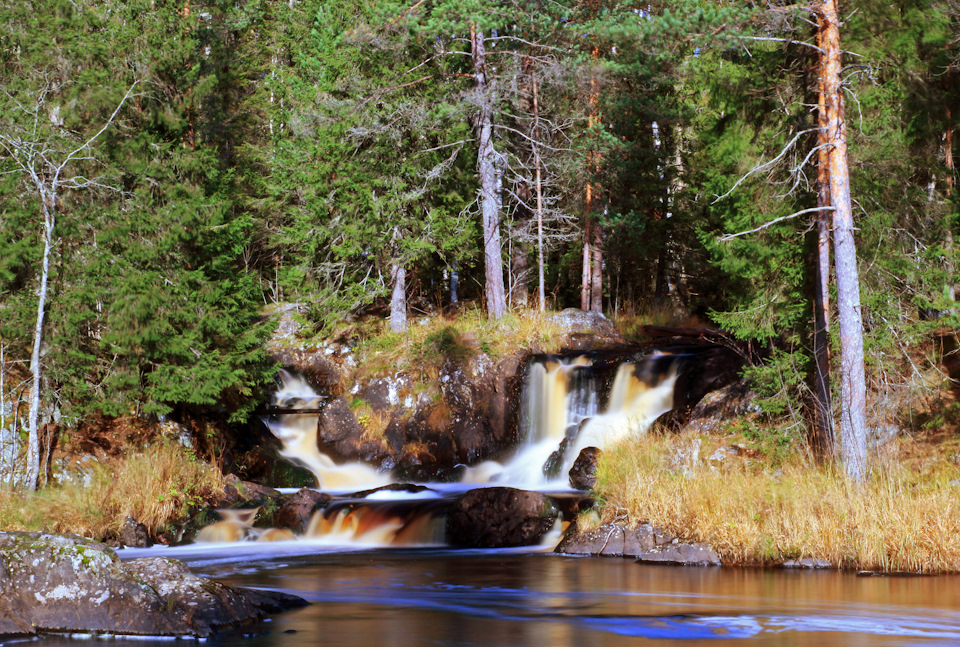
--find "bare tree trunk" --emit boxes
[582,47,601,312]
[812,17,835,455]
[26,202,55,491]
[390,262,407,333]
[590,210,603,312]
[821,0,867,481]
[581,218,592,310]
[532,71,546,312]
[472,24,507,320]
[946,107,956,301]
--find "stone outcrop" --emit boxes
[446,487,559,548]
[0,532,306,638]
[556,522,721,566]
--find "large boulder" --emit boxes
[549,308,624,350]
[0,532,306,638]
[446,487,559,548]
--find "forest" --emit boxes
[1,0,958,491]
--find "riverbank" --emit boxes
[590,428,960,573]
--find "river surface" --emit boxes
[30,543,957,646]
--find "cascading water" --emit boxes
[464,352,678,488]
[262,370,389,492]
[236,352,681,547]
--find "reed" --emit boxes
[0,440,223,540]
[595,432,960,573]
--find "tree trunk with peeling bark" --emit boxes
[812,14,835,455]
[820,0,868,480]
[471,24,507,320]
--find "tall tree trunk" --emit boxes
[812,16,835,455]
[590,210,603,312]
[390,262,407,333]
[532,70,546,312]
[581,218,592,310]
[945,107,956,301]
[582,45,602,312]
[472,24,507,319]
[26,202,55,491]
[821,0,868,481]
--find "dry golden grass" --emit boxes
[0,440,224,540]
[596,431,960,573]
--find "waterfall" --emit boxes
[463,352,677,489]
[262,370,388,491]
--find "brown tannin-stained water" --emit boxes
[39,545,953,647]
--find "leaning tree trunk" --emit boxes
[472,24,507,320]
[820,0,868,481]
[26,202,56,491]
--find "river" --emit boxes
[25,542,950,646]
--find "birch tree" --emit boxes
[0,81,139,489]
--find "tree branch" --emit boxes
[718,207,833,242]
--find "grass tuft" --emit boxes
[0,440,224,540]
[596,431,960,573]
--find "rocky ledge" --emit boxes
[556,522,722,566]
[0,532,307,638]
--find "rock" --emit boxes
[118,516,150,548]
[446,487,559,548]
[548,308,624,350]
[568,446,601,490]
[271,487,332,534]
[267,349,342,396]
[0,532,306,638]
[556,522,717,566]
[682,381,758,435]
[637,542,722,566]
[222,474,281,506]
[556,523,657,557]
[782,557,832,569]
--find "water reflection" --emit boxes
[22,549,960,647]
[191,551,960,647]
